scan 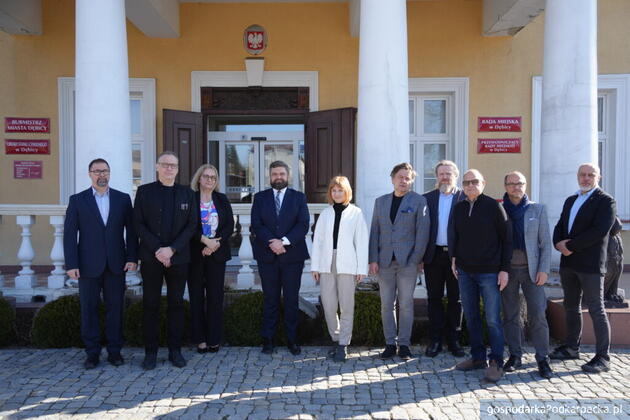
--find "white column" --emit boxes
[301,215,317,291]
[237,215,256,288]
[75,0,132,194]
[356,0,410,222]
[47,216,67,289]
[15,215,37,289]
[540,0,598,236]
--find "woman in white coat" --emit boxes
[311,176,369,362]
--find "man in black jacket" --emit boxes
[134,151,197,370]
[450,169,512,383]
[551,163,615,374]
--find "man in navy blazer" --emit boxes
[422,160,466,358]
[63,158,138,369]
[251,160,310,355]
[551,163,616,374]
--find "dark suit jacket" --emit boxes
[133,181,197,265]
[190,190,235,263]
[553,187,616,274]
[251,188,310,264]
[422,188,465,264]
[63,188,138,278]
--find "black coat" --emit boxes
[133,181,197,265]
[422,188,465,264]
[553,188,616,274]
[190,190,235,263]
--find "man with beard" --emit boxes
[63,158,137,369]
[422,160,465,358]
[551,163,615,374]
[251,160,310,355]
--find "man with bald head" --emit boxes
[551,163,616,374]
[450,169,512,382]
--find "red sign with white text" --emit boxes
[477,138,521,154]
[478,117,521,132]
[5,117,50,133]
[14,160,43,179]
[5,139,50,155]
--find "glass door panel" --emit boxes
[225,142,257,203]
[262,143,294,188]
[422,143,446,193]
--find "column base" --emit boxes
[237,272,255,289]
[15,275,37,289]
[125,271,142,286]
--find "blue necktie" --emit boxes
[275,190,282,216]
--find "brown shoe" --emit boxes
[484,360,504,382]
[455,358,487,371]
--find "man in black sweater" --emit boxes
[550,163,615,374]
[449,169,512,383]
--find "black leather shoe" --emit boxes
[142,352,157,370]
[549,345,579,360]
[581,355,610,374]
[327,343,338,359]
[537,360,553,379]
[504,355,522,372]
[197,345,209,354]
[380,344,397,359]
[84,354,99,370]
[425,341,442,358]
[261,338,274,355]
[208,345,220,353]
[448,342,466,358]
[333,345,347,362]
[288,342,301,356]
[107,352,124,367]
[398,345,413,360]
[168,349,187,368]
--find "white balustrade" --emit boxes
[301,214,317,291]
[236,214,256,288]
[0,215,4,287]
[15,215,37,288]
[48,215,67,289]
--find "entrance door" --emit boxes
[209,130,305,203]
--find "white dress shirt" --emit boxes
[568,187,597,232]
[273,187,291,245]
[92,187,110,225]
[436,192,454,246]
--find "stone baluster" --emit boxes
[15,215,37,289]
[47,215,67,289]
[0,215,4,287]
[301,214,317,290]
[237,214,256,288]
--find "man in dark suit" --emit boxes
[251,160,310,355]
[134,151,197,370]
[63,158,138,369]
[422,160,465,358]
[551,163,616,374]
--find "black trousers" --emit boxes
[141,259,187,352]
[188,256,226,346]
[560,267,611,357]
[424,246,463,343]
[258,260,304,343]
[78,268,125,356]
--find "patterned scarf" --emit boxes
[502,193,529,251]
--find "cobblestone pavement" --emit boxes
[1,346,629,419]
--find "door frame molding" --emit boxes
[191,71,319,112]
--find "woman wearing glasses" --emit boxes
[189,164,234,353]
[311,176,369,362]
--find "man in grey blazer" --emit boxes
[501,171,553,379]
[369,162,430,360]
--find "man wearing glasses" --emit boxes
[450,169,512,382]
[134,151,197,369]
[63,158,138,369]
[501,171,553,379]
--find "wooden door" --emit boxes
[163,109,203,186]
[305,108,356,203]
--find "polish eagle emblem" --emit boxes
[244,25,266,55]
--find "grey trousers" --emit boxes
[560,267,611,357]
[501,267,550,362]
[320,252,356,346]
[378,261,418,346]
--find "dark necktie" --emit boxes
[275,190,282,216]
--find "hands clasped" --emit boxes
[269,238,286,255]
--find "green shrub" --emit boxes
[0,297,16,346]
[123,297,191,346]
[351,292,384,346]
[31,295,104,348]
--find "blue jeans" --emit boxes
[457,269,504,367]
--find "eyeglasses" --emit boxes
[90,169,110,176]
[505,182,526,187]
[462,179,480,186]
[158,162,179,169]
[201,175,217,181]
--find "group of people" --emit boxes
[64,153,617,385]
